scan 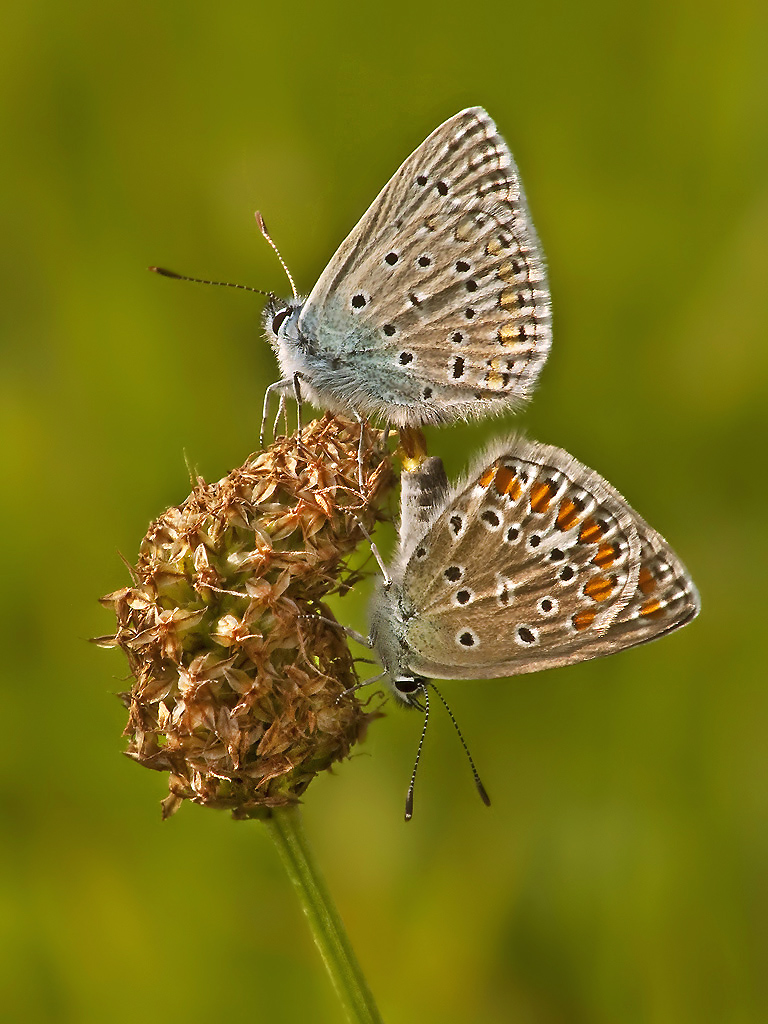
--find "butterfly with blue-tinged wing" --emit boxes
[264,107,552,429]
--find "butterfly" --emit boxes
[344,435,699,817]
[263,107,551,433]
[369,437,699,698]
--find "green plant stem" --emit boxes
[264,804,384,1024]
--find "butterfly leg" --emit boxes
[260,378,293,446]
[297,611,372,649]
[353,518,391,587]
[335,671,388,704]
[296,612,385,703]
[293,372,304,439]
[271,391,287,439]
[351,410,369,490]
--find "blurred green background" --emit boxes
[2,1,767,1021]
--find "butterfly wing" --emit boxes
[297,108,552,426]
[398,438,699,678]
[594,521,700,647]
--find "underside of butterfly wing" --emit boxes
[397,439,698,678]
[294,108,552,426]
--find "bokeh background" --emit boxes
[2,2,767,1021]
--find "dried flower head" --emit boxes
[97,415,393,819]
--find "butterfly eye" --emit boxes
[271,308,290,334]
[396,677,419,694]
[395,676,426,696]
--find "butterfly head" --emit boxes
[263,296,304,355]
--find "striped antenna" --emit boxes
[148,266,273,297]
[405,681,491,821]
[255,211,298,301]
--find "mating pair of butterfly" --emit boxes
[157,108,699,815]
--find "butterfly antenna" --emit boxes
[430,683,491,808]
[255,211,298,302]
[149,266,274,298]
[405,684,430,821]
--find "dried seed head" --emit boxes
[97,415,393,819]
